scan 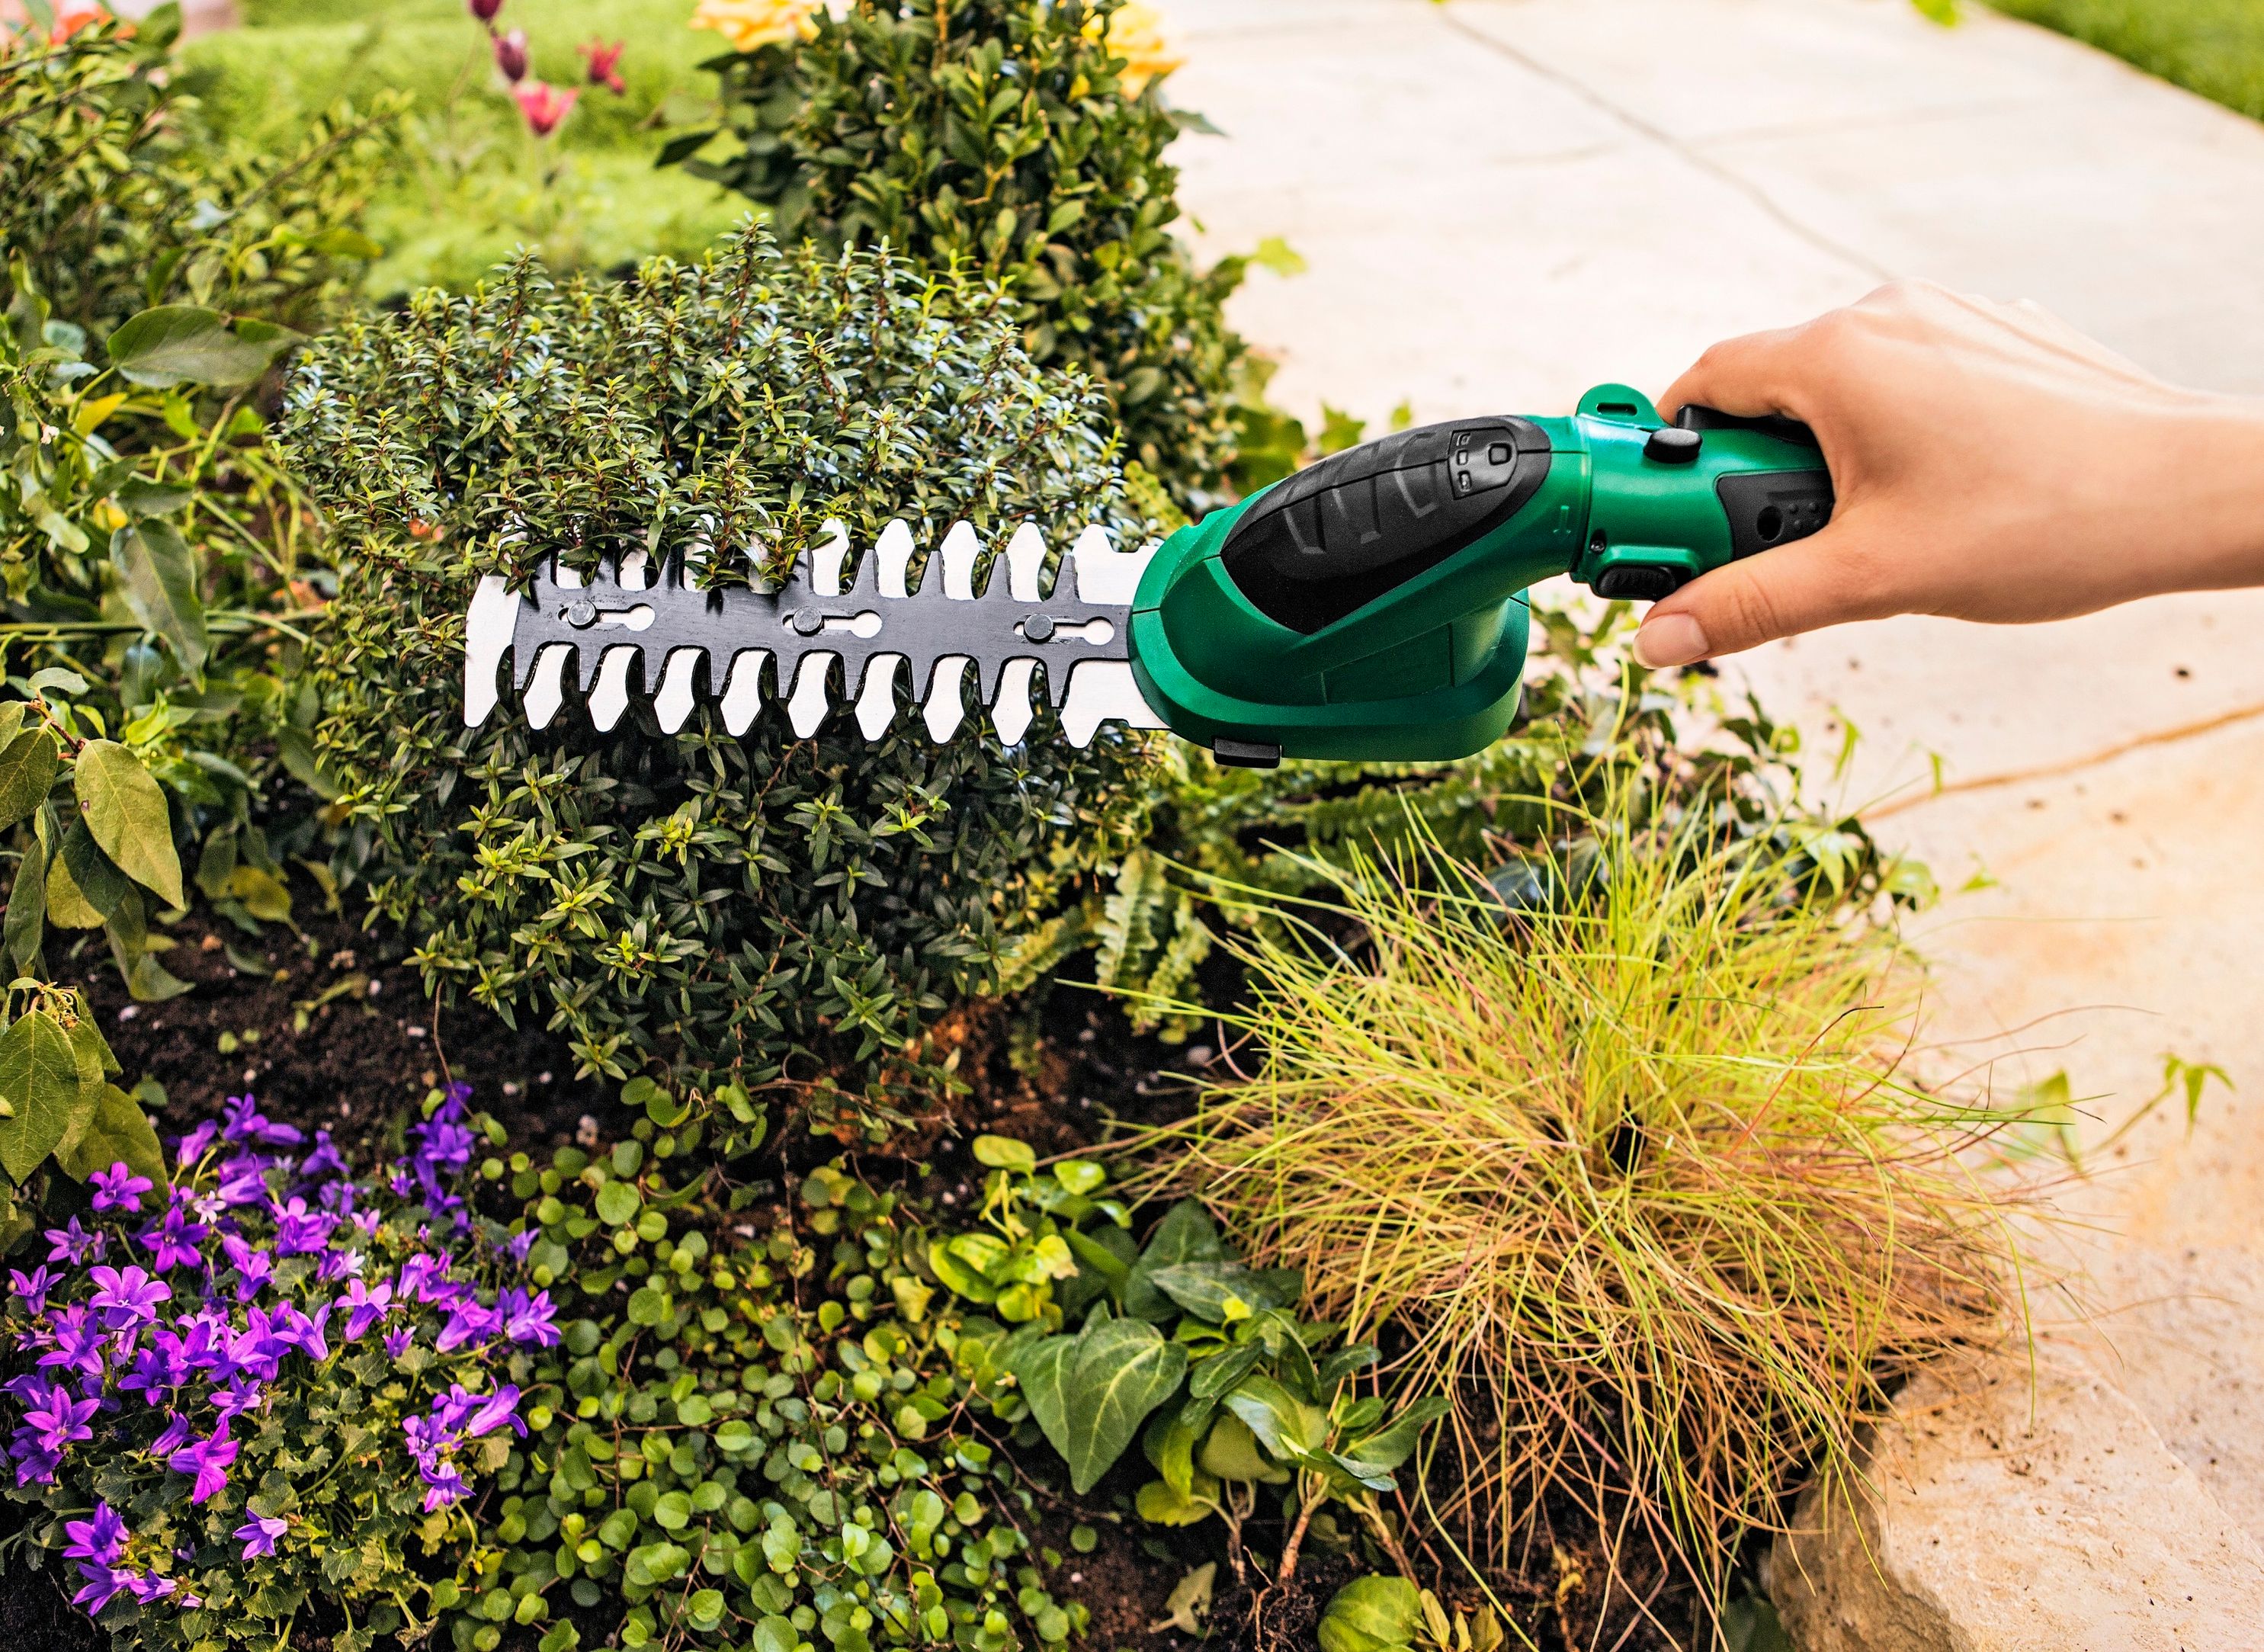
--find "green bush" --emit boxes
[476,1148,1089,1652]
[283,229,1154,1135]
[672,0,1247,506]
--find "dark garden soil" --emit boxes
[35,893,1701,1652]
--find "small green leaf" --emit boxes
[596,1180,640,1225]
[626,1285,670,1326]
[0,728,57,833]
[110,518,209,677]
[971,1134,1035,1172]
[56,1082,165,1190]
[107,305,303,389]
[1135,1474,1218,1526]
[75,740,183,909]
[0,1009,84,1182]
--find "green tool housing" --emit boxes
[1127,383,1833,765]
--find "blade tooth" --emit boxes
[620,548,653,591]
[654,648,702,733]
[812,521,851,598]
[589,646,638,732]
[464,575,519,727]
[720,650,768,736]
[874,519,916,599]
[991,657,1038,746]
[575,639,609,692]
[941,522,980,600]
[525,645,568,730]
[786,653,834,738]
[1060,659,1166,746]
[1068,524,1153,607]
[1004,521,1046,602]
[923,657,971,743]
[854,656,901,740]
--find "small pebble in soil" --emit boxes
[1187,1045,1213,1066]
[502,1082,519,1096]
[539,1072,553,1086]
[368,980,382,996]
[407,1025,428,1039]
[117,1006,137,1021]
[576,1115,598,1146]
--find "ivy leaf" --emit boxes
[1005,1332,1076,1460]
[110,518,209,678]
[1123,1198,1226,1322]
[1060,1317,1188,1493]
[1221,1374,1328,1464]
[1338,1394,1451,1477]
[107,305,304,389]
[75,740,183,909]
[1146,1260,1297,1324]
[0,727,57,833]
[0,1009,89,1182]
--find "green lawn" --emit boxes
[1991,0,2264,120]
[182,0,746,292]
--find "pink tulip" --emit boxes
[513,80,578,138]
[579,37,626,95]
[492,27,529,83]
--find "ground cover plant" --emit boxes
[1130,798,2037,1620]
[282,228,1156,1136]
[672,0,1246,505]
[0,1085,549,1651]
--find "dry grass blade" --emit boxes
[1123,794,2043,1606]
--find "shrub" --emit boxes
[672,0,1247,505]
[0,1086,550,1652]
[1130,800,2032,1602]
[283,229,1154,1134]
[472,1148,1088,1652]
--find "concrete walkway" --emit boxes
[1166,0,2264,1641]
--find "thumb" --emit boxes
[1629,521,1884,666]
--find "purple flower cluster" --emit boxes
[1,1085,553,1620]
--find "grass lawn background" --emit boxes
[182,0,746,292]
[1990,0,2264,120]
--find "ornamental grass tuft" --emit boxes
[1130,796,2040,1603]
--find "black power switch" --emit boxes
[1643,427,1703,464]
[1593,564,1688,602]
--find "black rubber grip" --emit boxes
[1219,416,1551,634]
[1675,403,1822,449]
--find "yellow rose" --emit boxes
[689,0,819,55]
[1085,1,1184,99]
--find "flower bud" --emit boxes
[467,0,503,19]
[493,27,529,83]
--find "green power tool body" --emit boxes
[459,384,1833,765]
[1127,383,1833,765]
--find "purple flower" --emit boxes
[300,1128,349,1184]
[435,1300,499,1353]
[499,1287,560,1348]
[382,1325,415,1361]
[63,1503,127,1565]
[274,1302,332,1364]
[138,1197,210,1273]
[213,1154,271,1208]
[89,1264,171,1328]
[316,1247,365,1284]
[8,1263,54,1315]
[175,1118,220,1168]
[149,1412,191,1459]
[37,1308,108,1381]
[233,1511,287,1559]
[220,1233,274,1300]
[166,1426,238,1503]
[45,1217,106,1265]
[341,1279,395,1342]
[13,1378,99,1478]
[505,1227,538,1262]
[210,1378,266,1426]
[221,1094,301,1147]
[71,1562,127,1613]
[90,1162,154,1214]
[123,1570,179,1602]
[273,1198,338,1257]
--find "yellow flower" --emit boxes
[689,0,819,54]
[1085,0,1184,98]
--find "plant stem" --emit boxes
[1277,1476,1319,1583]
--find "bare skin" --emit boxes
[1630,279,2264,669]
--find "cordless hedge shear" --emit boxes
[461,385,1832,765]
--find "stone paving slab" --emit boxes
[1165,0,2264,1638]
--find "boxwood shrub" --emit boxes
[282,230,1154,1136]
[672,0,1247,506]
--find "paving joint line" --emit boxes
[1435,8,1894,283]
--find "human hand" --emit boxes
[1631,279,2264,668]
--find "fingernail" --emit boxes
[1632,612,1708,669]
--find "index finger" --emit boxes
[1656,323,1817,426]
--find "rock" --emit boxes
[1772,1357,2264,1651]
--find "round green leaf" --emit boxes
[596,1181,640,1226]
[972,1134,1035,1172]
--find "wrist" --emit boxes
[2158,396,2264,594]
